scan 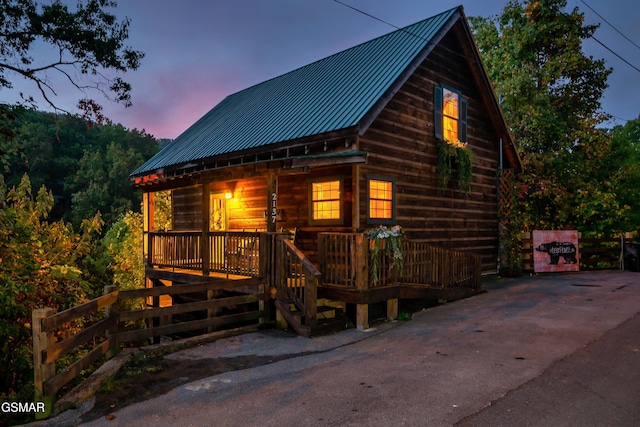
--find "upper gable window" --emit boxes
[443,88,459,141]
[434,85,467,142]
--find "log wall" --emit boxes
[172,186,202,230]
[359,22,503,272]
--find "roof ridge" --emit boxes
[228,6,462,99]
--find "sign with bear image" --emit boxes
[533,230,579,273]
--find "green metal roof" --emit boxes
[133,7,460,176]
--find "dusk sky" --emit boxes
[6,0,640,139]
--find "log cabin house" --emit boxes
[130,6,521,336]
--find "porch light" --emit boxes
[225,191,233,199]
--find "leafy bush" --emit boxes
[0,175,101,404]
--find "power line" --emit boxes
[329,0,635,123]
[332,0,402,32]
[579,0,640,53]
[330,0,479,65]
[553,4,640,74]
[607,115,630,124]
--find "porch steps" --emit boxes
[274,299,349,338]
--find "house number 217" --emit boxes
[271,192,277,224]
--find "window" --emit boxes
[443,88,459,141]
[434,85,467,142]
[310,179,342,224]
[367,177,395,224]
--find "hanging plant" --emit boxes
[438,139,473,194]
[365,225,405,285]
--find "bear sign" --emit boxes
[533,230,580,273]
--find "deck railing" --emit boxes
[317,233,363,288]
[318,233,481,291]
[149,231,262,277]
[274,236,320,330]
[150,231,202,270]
[403,241,481,290]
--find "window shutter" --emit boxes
[434,86,443,139]
[459,97,468,142]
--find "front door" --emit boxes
[210,194,227,231]
[209,194,228,270]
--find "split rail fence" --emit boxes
[32,281,268,419]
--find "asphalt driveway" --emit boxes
[68,271,640,426]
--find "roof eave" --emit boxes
[131,126,360,189]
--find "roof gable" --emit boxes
[133,7,461,176]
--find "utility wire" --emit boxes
[332,0,402,33]
[332,0,637,121]
[579,0,640,52]
[551,3,640,74]
[333,0,640,75]
[330,0,478,64]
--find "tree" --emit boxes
[470,0,618,233]
[606,117,640,233]
[2,109,158,228]
[66,124,158,228]
[0,0,144,122]
[0,175,102,406]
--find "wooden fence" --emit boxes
[32,288,119,419]
[521,233,634,272]
[32,280,268,419]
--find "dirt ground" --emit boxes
[79,349,301,423]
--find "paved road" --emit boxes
[457,311,640,426]
[77,271,639,427]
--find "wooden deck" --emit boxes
[147,230,483,331]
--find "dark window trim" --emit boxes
[366,175,396,225]
[434,84,468,142]
[308,176,345,226]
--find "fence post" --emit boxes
[104,285,120,359]
[32,308,55,419]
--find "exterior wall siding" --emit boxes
[359,23,501,272]
[172,187,202,230]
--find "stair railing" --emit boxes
[275,236,321,329]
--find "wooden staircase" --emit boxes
[274,236,348,337]
[275,298,348,337]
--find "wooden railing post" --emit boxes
[104,285,119,359]
[304,274,318,329]
[355,234,369,291]
[202,184,210,276]
[275,236,286,298]
[317,233,326,281]
[355,233,369,330]
[259,233,268,280]
[258,233,271,325]
[32,308,55,419]
[148,232,154,266]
